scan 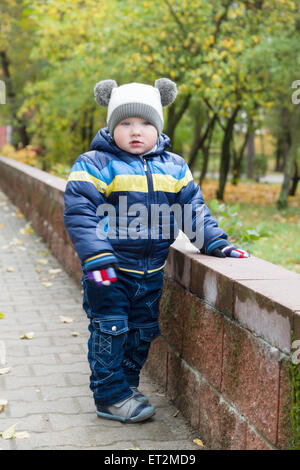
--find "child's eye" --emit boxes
[143,121,152,125]
[121,121,130,126]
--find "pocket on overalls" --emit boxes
[139,324,161,343]
[91,318,129,368]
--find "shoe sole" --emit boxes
[96,405,155,423]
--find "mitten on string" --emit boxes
[87,266,118,286]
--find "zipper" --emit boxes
[142,157,147,172]
[140,156,155,272]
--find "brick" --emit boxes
[234,276,300,353]
[234,282,293,353]
[145,336,168,390]
[174,361,202,430]
[197,380,247,450]
[190,257,234,317]
[166,349,183,405]
[245,426,274,450]
[160,278,185,353]
[277,357,293,449]
[189,254,300,281]
[182,291,223,389]
[166,245,194,289]
[294,311,300,342]
[222,318,280,444]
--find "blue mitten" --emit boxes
[211,245,250,258]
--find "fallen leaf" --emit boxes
[40,250,50,256]
[37,259,49,265]
[20,332,35,340]
[35,267,41,273]
[173,410,180,417]
[42,282,52,288]
[0,424,16,440]
[59,316,73,324]
[6,267,14,272]
[0,367,11,375]
[0,224,4,229]
[15,431,30,440]
[48,269,62,275]
[0,312,4,319]
[71,331,80,337]
[155,392,165,397]
[0,399,8,412]
[15,210,24,218]
[193,438,204,447]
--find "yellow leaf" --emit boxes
[15,431,30,440]
[42,282,53,288]
[193,438,204,447]
[0,399,8,412]
[1,424,16,440]
[20,332,35,340]
[59,316,73,324]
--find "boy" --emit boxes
[64,78,248,423]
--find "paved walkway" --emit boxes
[0,189,201,450]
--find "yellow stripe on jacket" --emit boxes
[67,169,193,196]
[152,168,193,193]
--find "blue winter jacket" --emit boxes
[64,128,228,277]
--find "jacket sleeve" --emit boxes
[64,156,118,270]
[175,161,229,253]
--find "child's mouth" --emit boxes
[130,140,143,146]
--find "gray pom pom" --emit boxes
[154,78,177,106]
[94,79,118,106]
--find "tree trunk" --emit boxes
[188,111,217,172]
[246,131,255,178]
[275,136,284,172]
[232,130,250,185]
[0,50,30,147]
[288,162,299,196]
[277,106,300,209]
[165,94,191,147]
[216,106,241,200]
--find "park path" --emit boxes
[0,189,201,450]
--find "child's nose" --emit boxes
[131,125,141,135]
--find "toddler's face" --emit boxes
[113,117,158,155]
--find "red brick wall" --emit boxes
[0,155,299,450]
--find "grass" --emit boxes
[230,202,300,274]
[200,179,300,275]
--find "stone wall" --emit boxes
[0,155,299,450]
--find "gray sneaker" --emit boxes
[130,386,149,404]
[96,395,155,423]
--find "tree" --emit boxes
[0,0,38,147]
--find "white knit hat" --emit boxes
[94,78,177,136]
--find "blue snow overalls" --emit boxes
[64,128,228,406]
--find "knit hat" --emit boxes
[94,78,177,136]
